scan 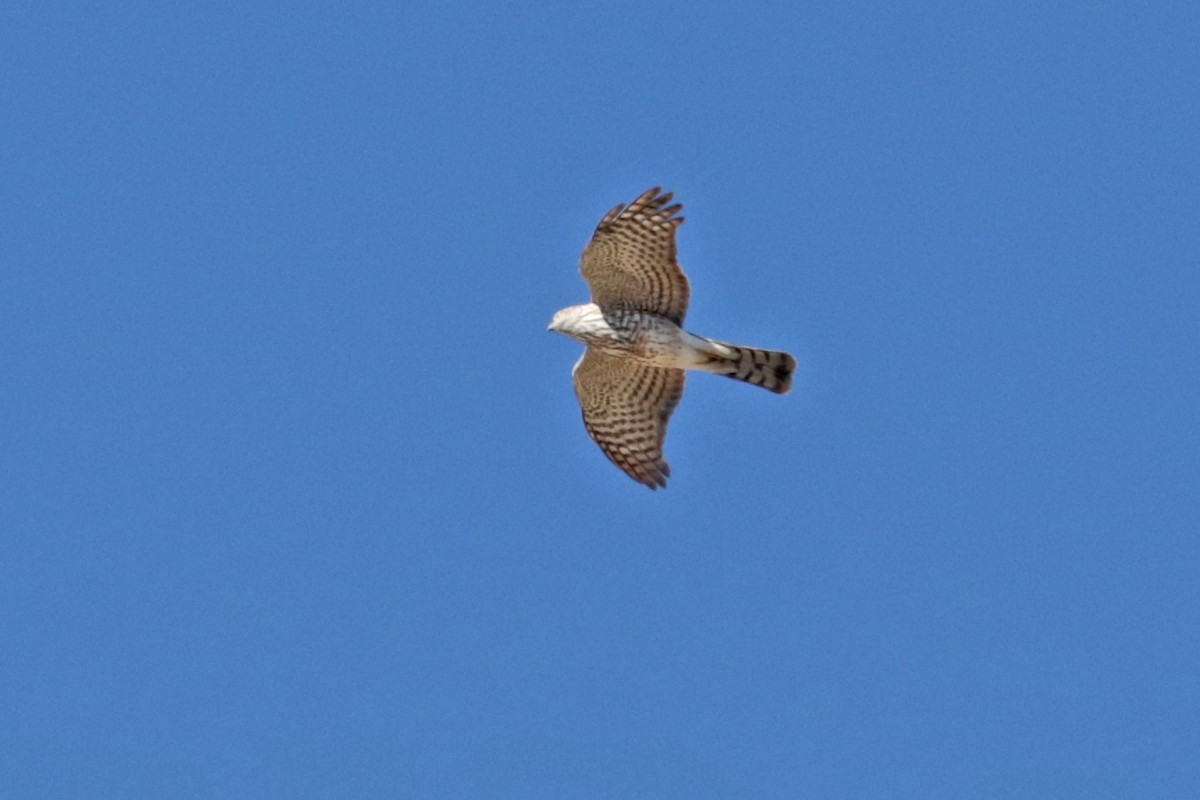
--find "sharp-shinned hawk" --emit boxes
[549,187,796,489]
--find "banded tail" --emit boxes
[696,338,796,394]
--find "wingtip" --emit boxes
[630,460,670,490]
[646,460,670,490]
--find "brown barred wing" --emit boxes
[570,348,686,490]
[579,187,690,325]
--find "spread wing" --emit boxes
[571,349,686,490]
[579,187,690,325]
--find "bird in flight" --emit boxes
[549,187,795,489]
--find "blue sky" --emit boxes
[3,1,1198,797]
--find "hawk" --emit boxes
[549,187,796,489]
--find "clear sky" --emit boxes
[3,1,1198,797]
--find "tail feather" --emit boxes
[699,339,796,394]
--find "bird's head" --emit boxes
[547,303,601,337]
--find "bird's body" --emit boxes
[550,303,704,369]
[549,187,795,489]
[550,302,795,391]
